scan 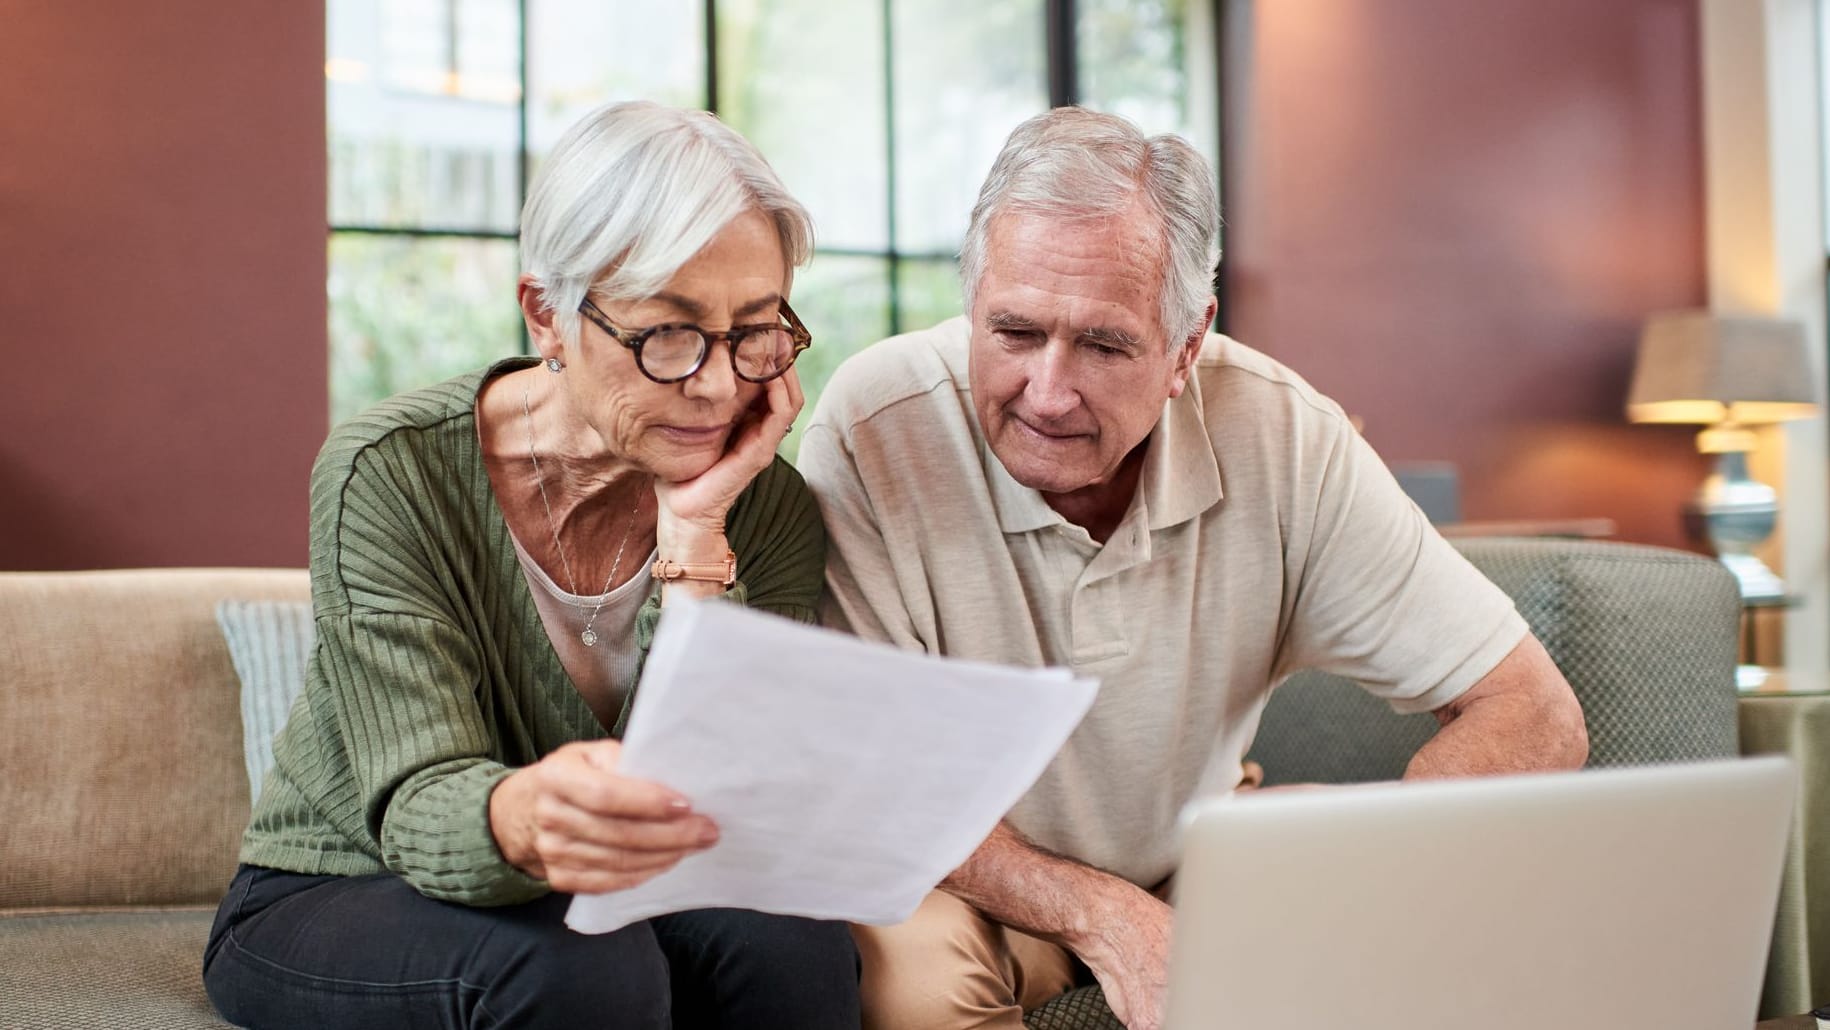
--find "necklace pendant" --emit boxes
[580,627,599,647]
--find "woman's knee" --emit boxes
[662,908,858,982]
[479,913,671,1027]
[657,909,860,1028]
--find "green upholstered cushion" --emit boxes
[1248,538,1741,784]
[1023,984,1125,1030]
[215,600,314,803]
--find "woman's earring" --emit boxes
[545,357,564,373]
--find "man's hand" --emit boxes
[489,740,719,893]
[941,822,1174,1029]
[1075,881,1173,1030]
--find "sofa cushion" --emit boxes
[1023,985,1124,1029]
[0,909,232,1028]
[0,569,310,910]
[216,600,315,803]
[1246,539,1741,786]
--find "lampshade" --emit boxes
[1626,310,1818,425]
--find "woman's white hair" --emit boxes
[959,107,1220,346]
[520,101,813,341]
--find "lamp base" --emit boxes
[1716,553,1787,603]
[1682,449,1786,603]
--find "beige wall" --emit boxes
[1225,0,1712,550]
[0,3,326,569]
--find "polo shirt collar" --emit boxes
[1139,367,1224,531]
[981,370,1225,537]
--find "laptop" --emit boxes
[1165,757,1796,1030]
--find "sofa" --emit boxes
[0,539,1746,1028]
[0,569,306,1029]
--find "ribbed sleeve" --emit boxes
[241,359,827,906]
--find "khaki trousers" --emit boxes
[852,889,1079,1030]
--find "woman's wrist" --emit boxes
[654,512,729,562]
[488,769,541,878]
[653,515,733,601]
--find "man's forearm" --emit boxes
[941,820,1159,955]
[945,820,1175,1027]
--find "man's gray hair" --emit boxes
[520,101,813,341]
[959,107,1220,346]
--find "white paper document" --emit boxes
[565,598,1098,935]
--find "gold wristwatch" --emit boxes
[650,550,737,587]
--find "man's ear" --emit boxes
[1166,297,1218,399]
[518,274,563,362]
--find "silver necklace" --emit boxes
[522,383,645,647]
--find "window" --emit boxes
[1823,0,1830,322]
[327,0,1221,445]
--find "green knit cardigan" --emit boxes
[241,359,826,905]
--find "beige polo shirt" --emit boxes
[798,317,1526,888]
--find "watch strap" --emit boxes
[651,550,737,587]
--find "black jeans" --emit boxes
[203,865,861,1030]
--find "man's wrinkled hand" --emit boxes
[1077,883,1173,1030]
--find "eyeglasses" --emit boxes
[577,298,813,385]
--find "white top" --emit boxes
[509,530,656,730]
[798,317,1528,887]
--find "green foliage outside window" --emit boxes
[326,0,1213,447]
[328,234,522,426]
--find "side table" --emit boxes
[1740,595,1803,669]
[1740,670,1830,1019]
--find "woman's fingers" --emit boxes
[542,850,691,895]
[534,820,715,870]
[530,795,718,894]
[779,366,804,421]
[535,797,719,854]
[493,741,726,893]
[760,369,802,442]
[548,741,691,819]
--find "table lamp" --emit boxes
[1627,310,1818,601]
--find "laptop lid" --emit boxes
[1165,757,1796,1030]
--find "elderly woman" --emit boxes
[201,102,858,1029]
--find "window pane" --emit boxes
[328,0,522,232]
[527,0,705,162]
[783,253,892,462]
[897,257,965,335]
[718,0,889,252]
[892,0,1047,254]
[1823,0,1830,249]
[1077,0,1219,169]
[329,233,523,424]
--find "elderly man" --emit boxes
[797,107,1588,1030]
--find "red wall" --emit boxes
[1225,0,1710,549]
[0,3,326,570]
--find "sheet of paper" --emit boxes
[565,598,1098,935]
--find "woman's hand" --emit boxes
[653,368,802,548]
[489,740,718,894]
[649,368,802,598]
